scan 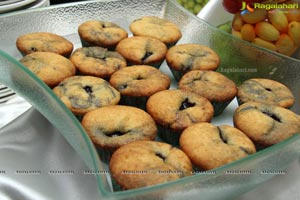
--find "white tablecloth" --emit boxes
[0,108,100,200]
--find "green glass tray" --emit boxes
[0,0,300,199]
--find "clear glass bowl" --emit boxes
[0,0,300,199]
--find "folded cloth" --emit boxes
[0,95,31,129]
[0,108,99,200]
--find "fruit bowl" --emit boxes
[199,0,300,58]
[0,0,300,199]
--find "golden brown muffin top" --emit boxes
[53,76,120,116]
[70,47,127,78]
[81,105,157,151]
[146,89,214,131]
[116,36,167,66]
[110,140,192,190]
[180,123,256,170]
[234,102,300,146]
[78,20,128,48]
[16,32,74,57]
[129,16,182,45]
[237,78,295,108]
[109,65,170,97]
[166,44,220,72]
[178,70,237,102]
[20,52,76,88]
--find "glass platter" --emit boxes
[0,0,300,199]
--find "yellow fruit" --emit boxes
[268,9,288,32]
[232,29,242,39]
[276,34,296,56]
[241,24,256,42]
[253,37,277,52]
[241,10,267,24]
[232,13,244,31]
[288,21,300,46]
[255,22,280,41]
[230,4,300,57]
[284,8,300,22]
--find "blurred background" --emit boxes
[48,0,210,15]
[50,0,85,4]
[0,0,209,16]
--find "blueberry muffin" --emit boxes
[115,36,167,68]
[237,78,295,108]
[178,70,237,116]
[70,47,127,79]
[180,123,256,170]
[81,105,157,154]
[109,65,171,109]
[19,52,76,88]
[109,140,192,190]
[129,16,182,47]
[233,102,300,146]
[16,32,74,57]
[53,76,120,116]
[78,20,128,49]
[146,89,214,145]
[166,44,220,81]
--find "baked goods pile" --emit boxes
[15,16,300,190]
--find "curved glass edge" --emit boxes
[98,134,300,199]
[105,0,300,197]
[169,0,300,63]
[168,0,300,61]
[0,50,108,197]
[171,0,300,62]
[166,0,300,114]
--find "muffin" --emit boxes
[109,65,171,109]
[70,47,127,79]
[237,78,295,108]
[109,140,192,190]
[53,76,120,116]
[81,105,157,160]
[178,70,237,116]
[146,89,214,145]
[16,32,73,57]
[129,16,182,47]
[19,52,76,88]
[180,123,256,170]
[115,36,167,68]
[166,44,220,81]
[233,102,300,147]
[78,20,128,49]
